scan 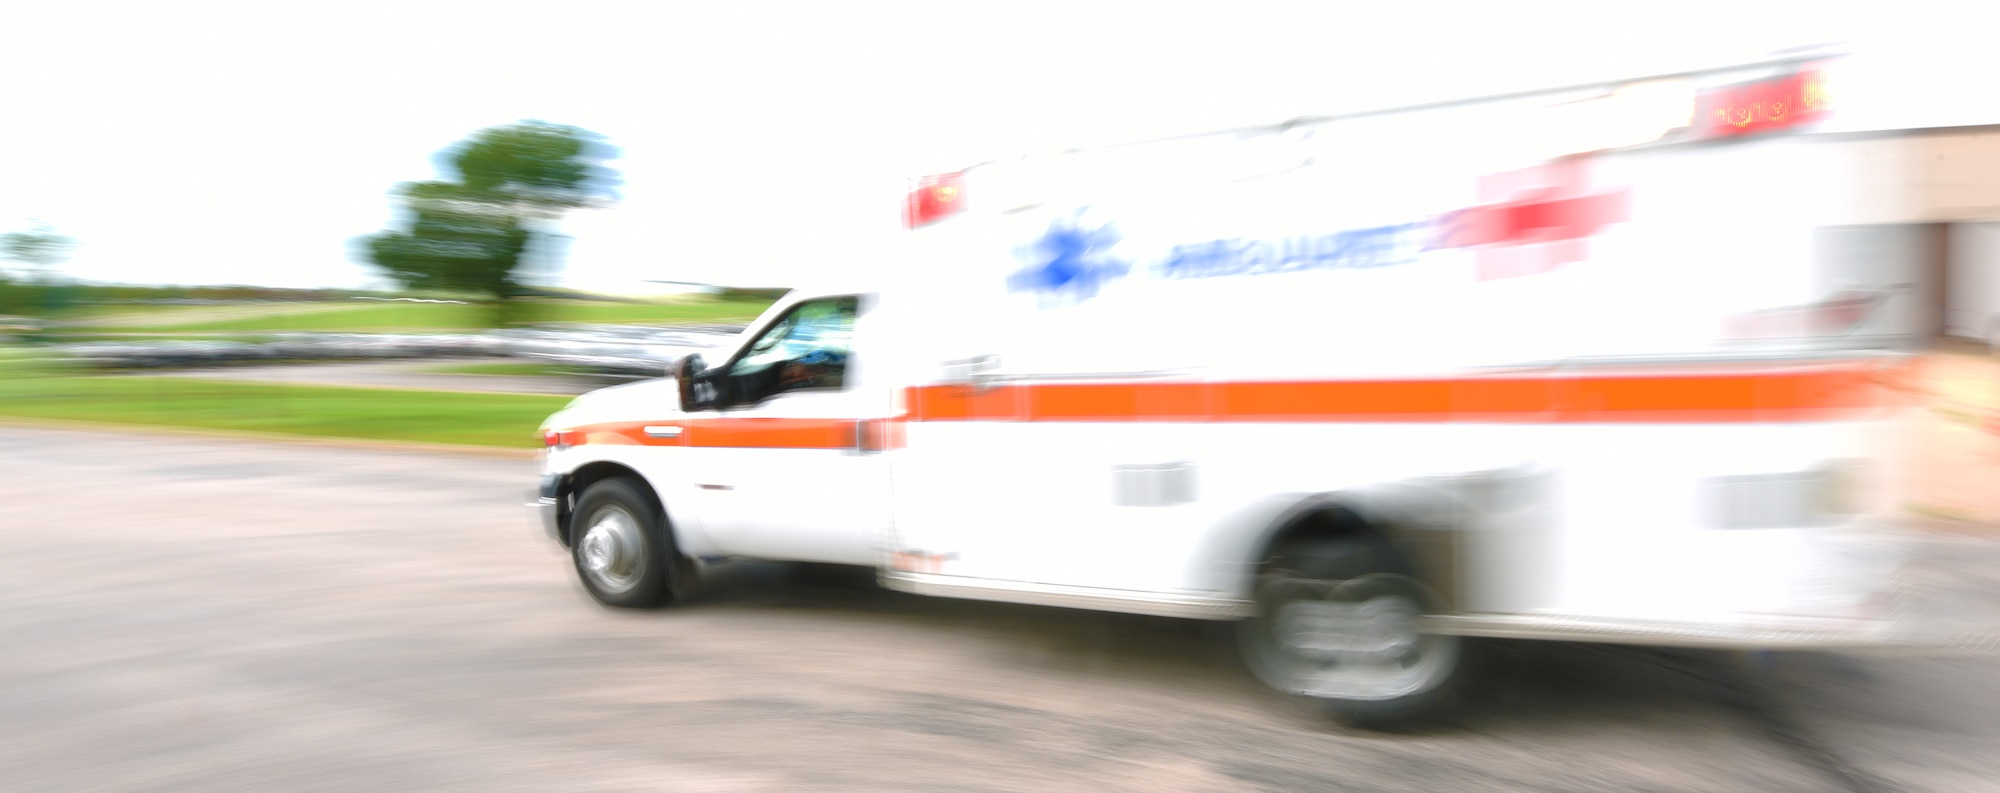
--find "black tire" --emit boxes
[571,478,673,608]
[1238,536,1467,730]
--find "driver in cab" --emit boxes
[716,298,857,407]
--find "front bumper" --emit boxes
[532,474,563,545]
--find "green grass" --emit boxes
[92,302,492,332]
[40,332,285,342]
[73,298,773,333]
[0,359,567,448]
[71,302,366,327]
[533,300,771,326]
[419,361,575,377]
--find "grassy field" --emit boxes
[73,298,773,333]
[0,357,567,448]
[419,361,575,377]
[74,302,364,328]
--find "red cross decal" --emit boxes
[1441,157,1632,280]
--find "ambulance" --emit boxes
[534,51,1954,726]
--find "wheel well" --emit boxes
[1259,503,1385,564]
[560,462,660,547]
[1251,496,1462,611]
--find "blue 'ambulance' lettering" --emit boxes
[1157,221,1432,280]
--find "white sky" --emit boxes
[2,1,1994,294]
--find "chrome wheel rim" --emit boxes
[577,505,647,594]
[1246,572,1459,701]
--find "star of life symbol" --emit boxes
[1438,157,1633,280]
[1006,211,1132,305]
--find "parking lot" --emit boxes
[5,424,2000,793]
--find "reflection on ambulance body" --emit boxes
[887,54,1934,635]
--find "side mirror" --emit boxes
[675,354,707,412]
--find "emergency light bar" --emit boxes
[904,172,967,229]
[899,57,1836,228]
[1696,68,1830,139]
[1527,64,1830,156]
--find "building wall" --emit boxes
[1948,223,2000,342]
[1808,128,2000,343]
[1813,129,2000,226]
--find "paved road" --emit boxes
[6,425,2000,793]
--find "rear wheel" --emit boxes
[1239,537,1465,730]
[572,478,672,608]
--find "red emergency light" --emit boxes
[1696,68,1830,139]
[904,172,967,229]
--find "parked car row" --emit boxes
[496,325,744,378]
[60,333,508,369]
[0,316,44,338]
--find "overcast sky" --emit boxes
[2,1,1994,294]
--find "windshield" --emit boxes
[733,298,857,376]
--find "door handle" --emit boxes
[850,418,898,454]
[697,483,734,491]
[644,425,682,438]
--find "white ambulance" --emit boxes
[535,52,1953,726]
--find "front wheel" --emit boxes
[1239,537,1466,730]
[571,478,673,608]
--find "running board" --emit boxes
[879,572,1253,620]
[879,573,1990,654]
[1420,613,1990,654]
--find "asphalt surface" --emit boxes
[7,425,2000,793]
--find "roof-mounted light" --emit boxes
[903,172,967,229]
[1695,67,1831,139]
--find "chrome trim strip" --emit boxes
[1421,613,1998,654]
[879,572,1253,620]
[532,496,561,543]
[878,580,1997,653]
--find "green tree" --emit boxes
[359,121,618,321]
[0,222,76,319]
[0,222,74,276]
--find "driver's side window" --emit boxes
[720,296,858,407]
